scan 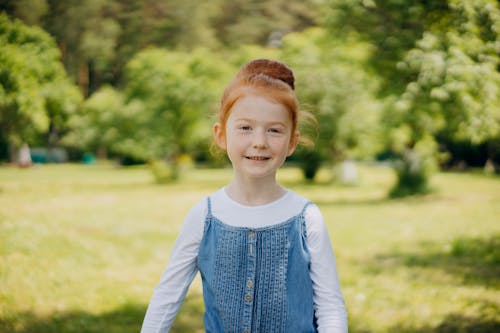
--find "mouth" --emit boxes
[245,156,270,161]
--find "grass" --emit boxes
[0,163,499,332]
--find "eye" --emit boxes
[239,125,252,131]
[268,127,283,134]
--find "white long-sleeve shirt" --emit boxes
[141,188,348,333]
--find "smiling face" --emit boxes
[214,93,299,182]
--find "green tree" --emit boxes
[41,0,222,96]
[43,0,121,96]
[0,13,81,162]
[213,0,321,46]
[389,0,500,195]
[66,48,233,178]
[281,28,382,180]
[62,85,134,159]
[5,0,322,100]
[123,48,231,160]
[326,0,500,195]
[0,0,49,26]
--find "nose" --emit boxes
[252,129,267,149]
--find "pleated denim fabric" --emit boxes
[197,198,318,333]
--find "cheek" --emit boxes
[226,132,245,151]
[270,137,291,151]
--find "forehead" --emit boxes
[228,94,292,124]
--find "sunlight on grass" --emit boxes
[0,163,499,332]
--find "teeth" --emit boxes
[247,156,268,160]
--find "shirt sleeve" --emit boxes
[305,204,348,333]
[140,200,206,333]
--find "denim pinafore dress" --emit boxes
[197,197,318,333]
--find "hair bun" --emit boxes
[238,59,295,90]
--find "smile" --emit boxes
[245,156,270,161]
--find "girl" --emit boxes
[141,59,348,333]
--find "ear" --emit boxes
[213,122,226,150]
[287,131,300,156]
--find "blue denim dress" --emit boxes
[197,197,318,333]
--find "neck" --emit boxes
[226,174,286,206]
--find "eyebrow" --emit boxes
[235,118,287,127]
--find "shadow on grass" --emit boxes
[0,295,204,333]
[347,313,500,333]
[387,313,500,333]
[370,234,500,287]
[311,191,447,207]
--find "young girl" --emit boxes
[141,59,348,333]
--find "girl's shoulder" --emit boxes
[286,190,321,216]
[284,190,324,227]
[185,196,210,221]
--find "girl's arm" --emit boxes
[305,204,349,333]
[140,200,206,333]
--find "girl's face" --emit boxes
[214,93,299,181]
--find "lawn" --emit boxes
[0,163,499,332]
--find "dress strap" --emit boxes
[203,197,213,234]
[300,201,314,239]
[206,196,213,216]
[301,201,314,217]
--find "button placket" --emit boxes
[242,230,257,333]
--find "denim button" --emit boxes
[243,330,249,333]
[246,280,253,288]
[248,231,256,239]
[245,294,252,302]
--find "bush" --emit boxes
[389,148,434,198]
[149,160,178,183]
[298,149,322,181]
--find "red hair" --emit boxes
[218,59,299,141]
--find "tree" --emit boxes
[212,0,321,46]
[123,48,232,162]
[0,13,81,162]
[64,48,234,178]
[62,85,132,159]
[325,0,500,195]
[280,28,382,181]
[0,0,49,26]
[5,0,322,100]
[389,0,500,195]
[43,0,121,97]
[42,0,222,96]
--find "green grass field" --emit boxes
[0,163,499,332]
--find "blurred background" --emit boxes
[0,0,499,332]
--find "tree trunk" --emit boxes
[8,141,17,164]
[78,62,89,98]
[390,148,431,198]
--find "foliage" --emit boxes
[326,0,500,194]
[63,85,133,158]
[0,0,49,26]
[0,13,81,160]
[122,48,233,164]
[64,47,237,178]
[389,141,437,198]
[395,1,500,144]
[2,0,321,97]
[281,28,382,179]
[212,0,321,46]
[3,0,500,180]
[324,0,450,96]
[391,0,500,188]
[41,0,123,95]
